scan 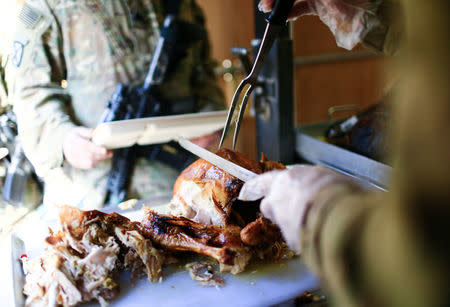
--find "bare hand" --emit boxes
[190,130,221,149]
[63,127,113,169]
[240,165,356,253]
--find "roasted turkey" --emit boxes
[140,207,252,274]
[169,148,285,225]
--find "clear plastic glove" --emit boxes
[259,0,379,50]
[63,127,113,169]
[239,165,355,253]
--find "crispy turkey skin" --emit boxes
[169,148,285,226]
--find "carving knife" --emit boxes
[178,137,257,182]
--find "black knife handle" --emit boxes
[267,0,296,25]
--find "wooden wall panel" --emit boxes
[295,58,386,124]
[292,16,387,124]
[196,0,254,61]
[196,0,257,159]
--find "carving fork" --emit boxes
[218,0,295,149]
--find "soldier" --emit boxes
[6,0,225,210]
[0,56,6,108]
[244,0,449,306]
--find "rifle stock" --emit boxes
[2,143,31,205]
[0,111,42,206]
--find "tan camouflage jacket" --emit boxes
[6,0,224,208]
[302,1,450,306]
[0,56,7,107]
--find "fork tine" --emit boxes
[232,84,254,149]
[218,79,248,149]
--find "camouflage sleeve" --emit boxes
[6,0,75,179]
[301,186,381,306]
[0,56,7,106]
[362,0,404,55]
[189,0,225,112]
[302,2,449,306]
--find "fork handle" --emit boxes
[267,0,296,25]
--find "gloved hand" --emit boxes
[239,165,357,253]
[259,0,380,50]
[63,127,113,169]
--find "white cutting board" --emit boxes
[99,257,318,307]
[92,110,227,149]
[10,200,319,307]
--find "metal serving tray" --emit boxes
[295,122,392,191]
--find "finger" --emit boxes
[260,198,276,222]
[85,141,109,156]
[92,150,113,161]
[89,157,102,169]
[238,170,282,201]
[70,141,108,164]
[80,151,106,169]
[91,149,113,166]
[258,0,275,13]
[72,156,97,169]
[105,150,113,158]
[75,127,95,139]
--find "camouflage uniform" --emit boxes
[6,0,224,210]
[301,1,450,306]
[0,55,7,107]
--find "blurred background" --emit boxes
[0,1,21,60]
[197,0,390,160]
[0,0,391,161]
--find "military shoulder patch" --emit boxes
[12,42,25,67]
[18,3,43,29]
[12,35,30,68]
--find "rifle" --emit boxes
[101,13,206,206]
[0,109,43,206]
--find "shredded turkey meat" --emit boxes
[21,206,165,307]
[185,262,225,287]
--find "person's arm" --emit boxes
[361,0,403,55]
[7,3,75,179]
[0,55,7,105]
[7,1,110,177]
[247,2,449,306]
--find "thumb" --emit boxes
[260,198,276,223]
[75,127,94,139]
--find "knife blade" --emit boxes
[178,137,257,182]
[11,233,26,307]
